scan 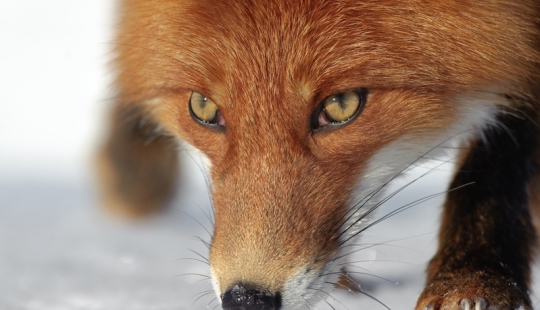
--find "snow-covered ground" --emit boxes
[0,1,538,309]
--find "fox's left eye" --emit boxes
[313,89,367,130]
[189,91,226,128]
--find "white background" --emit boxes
[0,1,538,309]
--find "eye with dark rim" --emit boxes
[311,88,368,132]
[189,91,226,131]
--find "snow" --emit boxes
[0,1,538,309]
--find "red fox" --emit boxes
[98,1,540,309]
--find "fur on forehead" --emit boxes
[116,0,540,105]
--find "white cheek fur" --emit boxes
[341,92,501,243]
[210,267,222,302]
[176,139,213,171]
[281,260,345,309]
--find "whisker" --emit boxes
[356,289,391,310]
[374,182,475,230]
[193,202,215,231]
[345,193,441,246]
[174,210,213,238]
[194,236,211,249]
[308,287,350,310]
[206,297,218,310]
[334,233,431,261]
[172,273,211,279]
[338,157,453,246]
[332,274,361,292]
[193,290,214,297]
[330,279,391,310]
[177,144,215,213]
[336,130,470,237]
[192,290,215,306]
[316,294,337,310]
[340,242,421,254]
[334,183,386,236]
[342,182,474,247]
[344,260,421,267]
[417,156,460,164]
[174,257,209,266]
[343,264,374,275]
[302,295,315,309]
[187,248,210,263]
[322,271,395,285]
[334,242,394,262]
[193,277,211,285]
[436,146,471,150]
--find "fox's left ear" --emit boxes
[96,102,179,217]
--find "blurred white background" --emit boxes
[0,1,538,309]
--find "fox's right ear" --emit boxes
[96,102,179,217]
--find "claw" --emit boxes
[423,302,435,310]
[474,298,487,310]
[461,298,472,310]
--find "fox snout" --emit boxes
[206,129,362,308]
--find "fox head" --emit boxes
[114,0,539,308]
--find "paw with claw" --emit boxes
[422,297,526,310]
[415,271,531,310]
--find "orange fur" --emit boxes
[100,0,540,309]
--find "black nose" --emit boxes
[221,284,281,310]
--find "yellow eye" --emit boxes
[189,91,224,126]
[313,89,367,131]
[323,91,361,122]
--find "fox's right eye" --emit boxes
[189,91,226,128]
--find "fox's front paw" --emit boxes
[420,298,525,310]
[415,271,531,310]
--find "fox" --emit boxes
[97,0,540,309]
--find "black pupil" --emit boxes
[198,97,207,109]
[335,94,345,108]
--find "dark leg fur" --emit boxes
[417,105,540,310]
[97,104,178,217]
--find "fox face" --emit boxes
[101,0,540,309]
